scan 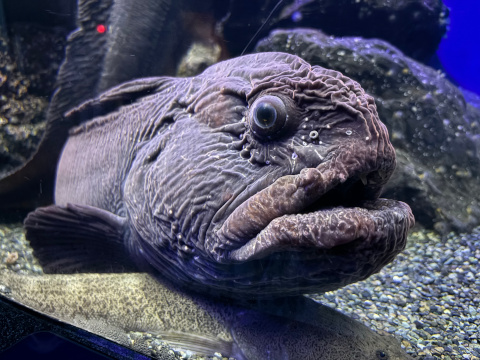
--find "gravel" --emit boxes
[0,222,42,275]
[314,228,480,360]
[1,221,479,359]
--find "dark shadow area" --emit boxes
[0,332,110,360]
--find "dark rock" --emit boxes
[0,38,46,177]
[255,28,480,232]
[7,23,68,97]
[0,25,67,178]
[219,0,448,62]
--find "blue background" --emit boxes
[437,0,480,96]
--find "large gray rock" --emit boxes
[255,28,480,232]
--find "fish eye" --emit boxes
[249,95,287,138]
[254,103,277,129]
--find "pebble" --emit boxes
[0,223,43,275]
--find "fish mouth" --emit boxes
[209,166,414,263]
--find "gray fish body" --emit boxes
[24,52,414,298]
[0,271,411,360]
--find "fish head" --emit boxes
[124,52,414,298]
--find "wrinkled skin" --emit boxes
[27,53,414,298]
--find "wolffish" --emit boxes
[16,52,413,298]
[0,272,412,360]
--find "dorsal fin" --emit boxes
[65,77,171,125]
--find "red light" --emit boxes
[96,24,106,34]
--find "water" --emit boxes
[0,0,479,359]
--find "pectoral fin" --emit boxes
[150,331,235,359]
[24,203,138,273]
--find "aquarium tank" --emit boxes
[0,0,479,359]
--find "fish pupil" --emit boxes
[254,103,277,128]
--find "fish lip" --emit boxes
[228,198,414,262]
[207,166,414,263]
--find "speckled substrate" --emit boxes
[314,229,480,360]
[1,222,479,360]
[0,222,42,275]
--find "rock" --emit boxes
[220,0,448,62]
[176,42,222,77]
[0,24,67,178]
[7,23,68,95]
[0,36,47,177]
[255,28,480,232]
